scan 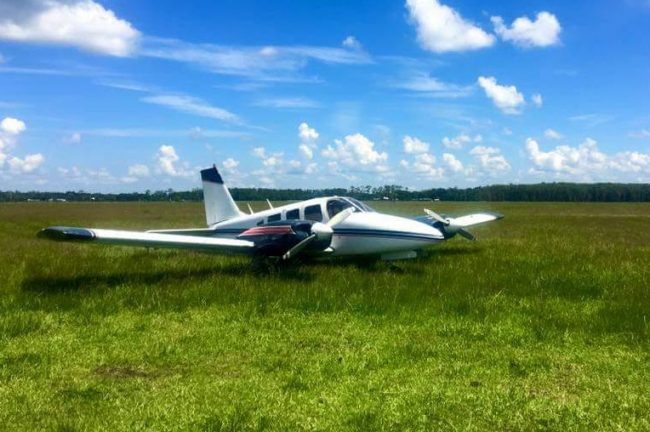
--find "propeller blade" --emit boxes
[327,207,355,227]
[282,234,317,261]
[457,228,475,241]
[424,208,449,225]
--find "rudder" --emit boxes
[200,165,243,226]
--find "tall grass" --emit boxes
[1,202,649,431]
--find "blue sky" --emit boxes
[0,0,649,191]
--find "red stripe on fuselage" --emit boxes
[240,226,294,236]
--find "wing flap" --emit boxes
[38,226,254,254]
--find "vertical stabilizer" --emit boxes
[200,165,243,226]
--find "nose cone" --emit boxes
[337,212,444,239]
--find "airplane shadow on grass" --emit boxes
[21,246,481,295]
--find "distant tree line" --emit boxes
[2,183,650,203]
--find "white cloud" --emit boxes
[253,97,319,109]
[525,137,650,180]
[0,0,140,57]
[470,145,511,172]
[0,116,43,174]
[298,122,319,143]
[442,133,482,149]
[142,94,240,124]
[342,35,362,50]
[393,72,473,98]
[405,0,495,53]
[629,129,650,139]
[141,38,371,81]
[298,144,313,160]
[297,122,319,160]
[127,164,149,177]
[544,128,563,140]
[492,12,561,48]
[66,132,82,143]
[7,153,43,173]
[403,135,429,154]
[252,146,283,168]
[223,158,239,170]
[322,133,388,171]
[1,117,26,135]
[477,76,525,114]
[156,145,191,177]
[532,93,543,107]
[442,152,463,173]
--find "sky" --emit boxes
[0,0,649,192]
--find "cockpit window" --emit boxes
[327,198,354,218]
[343,197,375,212]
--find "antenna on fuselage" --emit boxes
[266,199,274,209]
[247,203,254,214]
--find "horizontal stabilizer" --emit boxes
[38,226,254,254]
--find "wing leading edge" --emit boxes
[38,226,254,254]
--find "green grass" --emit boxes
[1,201,649,431]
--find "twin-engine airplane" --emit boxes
[39,165,502,263]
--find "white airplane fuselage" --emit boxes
[211,196,444,257]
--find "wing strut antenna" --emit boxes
[247,203,254,215]
[266,199,274,209]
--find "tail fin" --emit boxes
[200,165,243,226]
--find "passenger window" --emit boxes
[256,220,264,226]
[267,213,281,222]
[304,204,323,222]
[286,209,299,220]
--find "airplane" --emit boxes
[38,165,503,264]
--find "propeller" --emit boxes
[424,208,475,241]
[282,207,355,261]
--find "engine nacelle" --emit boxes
[237,220,330,257]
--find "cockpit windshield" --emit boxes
[343,197,375,212]
[326,197,376,219]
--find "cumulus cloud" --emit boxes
[526,137,650,180]
[477,76,525,114]
[544,128,563,140]
[1,117,26,135]
[492,12,561,48]
[322,133,388,171]
[0,116,44,174]
[405,0,495,53]
[442,152,463,173]
[297,122,319,160]
[401,152,444,178]
[127,163,149,177]
[0,0,140,56]
[223,158,239,170]
[252,146,283,168]
[298,122,319,142]
[532,93,543,107]
[156,144,191,177]
[442,133,482,149]
[7,153,44,173]
[403,136,429,154]
[342,35,362,50]
[470,146,510,172]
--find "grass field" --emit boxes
[1,201,649,431]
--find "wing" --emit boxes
[38,226,254,254]
[452,212,503,227]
